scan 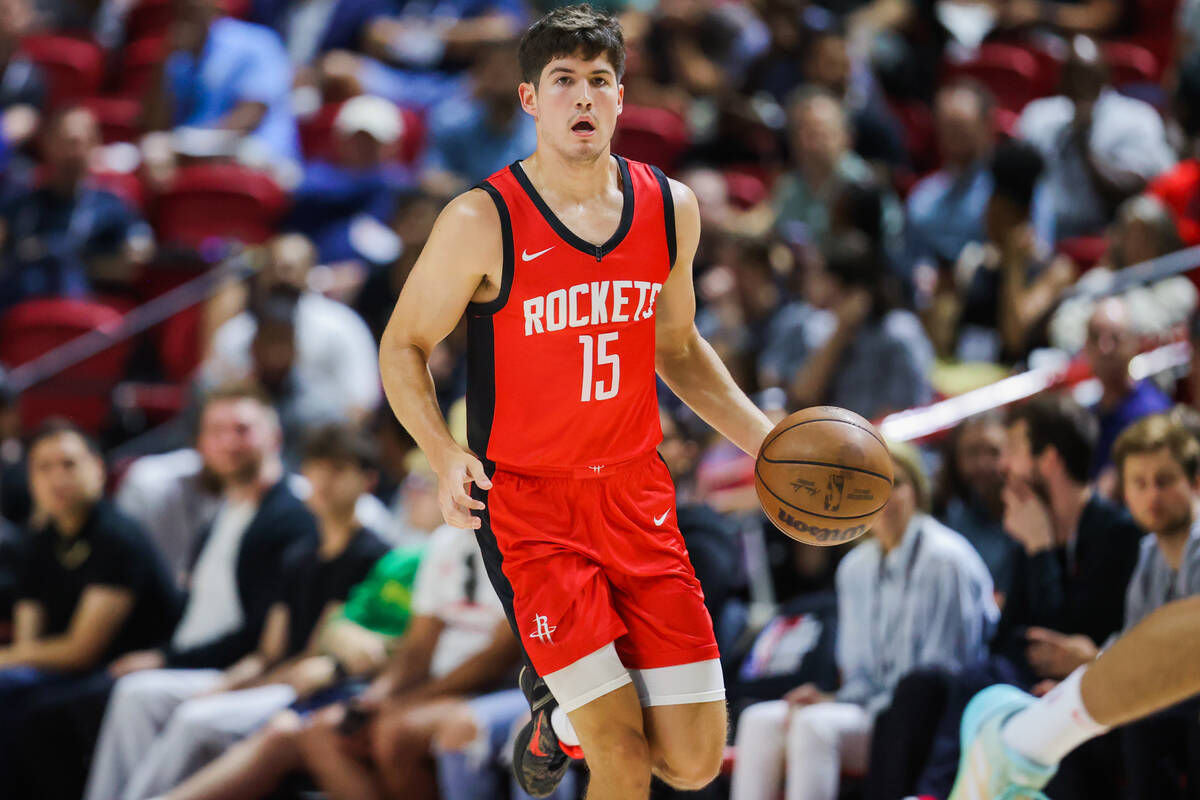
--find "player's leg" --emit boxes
[950,595,1200,799]
[563,681,653,800]
[642,700,727,789]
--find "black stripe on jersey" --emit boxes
[473,511,529,663]
[650,165,677,270]
[468,180,514,315]
[465,314,497,478]
[508,156,635,260]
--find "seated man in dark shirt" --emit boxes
[866,394,1143,800]
[0,107,154,309]
[0,419,180,786]
[85,421,389,800]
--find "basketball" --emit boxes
[755,406,894,546]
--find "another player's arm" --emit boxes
[655,179,774,457]
[379,190,500,530]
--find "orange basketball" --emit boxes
[755,406,894,546]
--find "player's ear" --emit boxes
[616,82,623,116]
[519,81,538,118]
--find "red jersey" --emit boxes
[466,155,676,474]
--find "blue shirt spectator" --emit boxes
[423,91,535,186]
[1093,379,1172,475]
[164,17,300,164]
[252,0,393,63]
[287,95,414,264]
[0,108,152,309]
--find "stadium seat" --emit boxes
[298,100,426,165]
[18,35,105,107]
[81,96,142,144]
[886,98,937,175]
[152,164,287,247]
[1103,42,1158,88]
[1056,234,1109,272]
[0,298,134,432]
[117,36,167,98]
[611,105,690,174]
[942,43,1042,113]
[124,0,171,42]
[133,255,211,382]
[723,167,771,209]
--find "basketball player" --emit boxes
[378,5,774,799]
[949,594,1200,799]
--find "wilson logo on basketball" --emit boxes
[776,509,868,543]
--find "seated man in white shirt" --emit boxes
[1017,35,1175,242]
[730,442,998,800]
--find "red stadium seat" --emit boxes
[0,298,134,432]
[133,255,211,381]
[90,169,147,211]
[887,98,937,175]
[298,100,426,165]
[124,0,172,42]
[81,96,142,143]
[1056,234,1109,272]
[943,43,1042,113]
[723,167,770,209]
[611,105,690,174]
[152,164,287,247]
[18,35,105,107]
[1103,42,1158,88]
[117,36,167,98]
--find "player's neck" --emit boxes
[523,149,616,205]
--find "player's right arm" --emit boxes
[379,189,501,530]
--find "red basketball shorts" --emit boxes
[473,450,721,708]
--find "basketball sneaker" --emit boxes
[512,666,583,797]
[948,685,1056,800]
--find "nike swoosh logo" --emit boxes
[529,712,550,758]
[653,510,670,526]
[522,246,555,261]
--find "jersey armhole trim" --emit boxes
[467,181,514,316]
[649,165,677,270]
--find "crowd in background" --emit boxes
[3,0,1200,795]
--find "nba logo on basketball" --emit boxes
[529,614,557,644]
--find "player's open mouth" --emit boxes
[571,120,595,136]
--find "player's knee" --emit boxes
[589,724,652,782]
[658,746,723,791]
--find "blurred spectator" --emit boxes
[1085,296,1171,483]
[0,0,43,164]
[0,370,27,527]
[934,410,1017,599]
[85,423,389,800]
[892,395,1142,800]
[936,140,1073,362]
[1103,195,1184,271]
[251,0,391,67]
[1147,51,1200,247]
[730,442,997,800]
[286,95,414,266]
[747,16,904,169]
[696,238,784,391]
[1018,35,1174,243]
[353,189,444,342]
[354,0,525,110]
[158,522,516,800]
[1110,415,1200,800]
[906,80,994,273]
[0,420,180,787]
[0,107,154,309]
[143,0,300,171]
[202,234,383,427]
[639,0,768,99]
[992,0,1127,36]
[421,39,536,194]
[770,88,901,251]
[761,232,933,421]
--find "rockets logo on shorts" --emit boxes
[529,613,557,644]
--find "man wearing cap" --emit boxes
[730,442,998,800]
[285,95,415,267]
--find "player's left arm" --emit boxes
[655,178,774,457]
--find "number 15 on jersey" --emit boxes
[579,333,620,402]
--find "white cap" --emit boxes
[334,95,403,145]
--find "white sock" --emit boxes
[550,705,580,747]
[1001,667,1109,766]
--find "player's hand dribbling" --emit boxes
[432,447,493,529]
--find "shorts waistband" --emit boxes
[493,449,658,480]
